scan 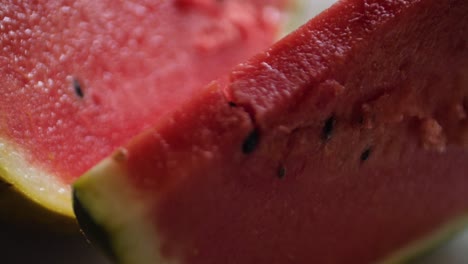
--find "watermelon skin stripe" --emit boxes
[74,0,468,263]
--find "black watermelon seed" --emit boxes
[242,129,260,154]
[278,166,286,179]
[360,147,372,162]
[322,115,336,141]
[73,78,84,98]
[357,115,364,125]
[228,101,237,107]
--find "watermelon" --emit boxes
[0,0,290,220]
[73,0,468,263]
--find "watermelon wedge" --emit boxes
[0,0,291,220]
[73,0,468,263]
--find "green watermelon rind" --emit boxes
[379,216,468,264]
[73,156,173,264]
[73,158,468,264]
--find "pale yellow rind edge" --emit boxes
[0,138,73,217]
[74,157,180,264]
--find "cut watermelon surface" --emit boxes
[0,0,289,217]
[74,0,468,263]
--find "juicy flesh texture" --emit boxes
[80,0,468,263]
[0,0,286,183]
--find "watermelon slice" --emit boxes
[73,0,468,263]
[0,0,291,220]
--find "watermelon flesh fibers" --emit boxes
[0,0,288,216]
[74,0,468,263]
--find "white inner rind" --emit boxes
[0,138,72,217]
[74,157,179,264]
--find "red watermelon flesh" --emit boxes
[0,0,289,215]
[74,0,468,263]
